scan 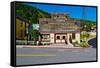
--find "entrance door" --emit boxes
[55,34,67,43]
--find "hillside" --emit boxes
[16,3,50,24]
[70,18,96,31]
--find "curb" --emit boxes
[16,45,89,49]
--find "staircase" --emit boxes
[51,43,74,48]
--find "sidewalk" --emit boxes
[16,44,83,48]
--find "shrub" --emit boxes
[80,41,88,47]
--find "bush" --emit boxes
[38,42,43,45]
[16,41,27,45]
[43,43,50,45]
[80,41,88,47]
[16,40,35,45]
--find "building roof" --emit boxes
[39,23,80,33]
[51,13,69,16]
[39,13,81,33]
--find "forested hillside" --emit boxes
[16,3,50,24]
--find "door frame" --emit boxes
[55,33,67,43]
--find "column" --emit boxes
[50,33,55,44]
[75,33,80,43]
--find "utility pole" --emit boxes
[82,7,87,42]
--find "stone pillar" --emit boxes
[67,33,72,44]
[75,33,80,43]
[50,33,55,44]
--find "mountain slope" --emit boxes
[16,3,50,24]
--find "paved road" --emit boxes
[16,48,96,65]
[88,37,97,48]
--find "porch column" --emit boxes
[75,33,80,43]
[67,33,72,44]
[50,33,55,44]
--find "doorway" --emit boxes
[55,33,67,43]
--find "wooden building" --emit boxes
[39,13,80,45]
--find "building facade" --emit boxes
[16,15,29,40]
[39,13,80,44]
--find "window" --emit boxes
[72,33,75,39]
[62,36,65,39]
[57,36,60,39]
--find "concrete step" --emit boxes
[51,43,74,47]
[52,43,66,46]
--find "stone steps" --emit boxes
[51,43,74,47]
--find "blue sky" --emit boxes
[24,3,97,22]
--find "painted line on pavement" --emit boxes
[17,54,56,57]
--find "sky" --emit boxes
[24,3,97,22]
